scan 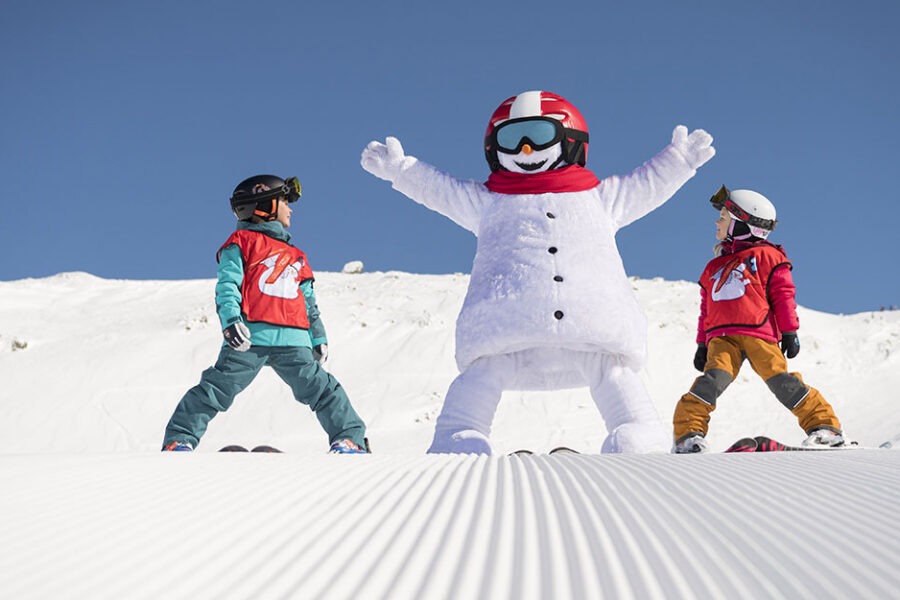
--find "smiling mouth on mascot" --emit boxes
[502,143,562,172]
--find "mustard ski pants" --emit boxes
[673,335,841,443]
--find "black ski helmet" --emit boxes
[229,174,301,221]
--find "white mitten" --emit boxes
[360,136,417,182]
[313,343,328,365]
[671,125,715,169]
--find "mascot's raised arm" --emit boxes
[362,90,714,455]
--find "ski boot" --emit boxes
[162,441,194,452]
[329,439,368,454]
[672,433,709,454]
[802,428,845,448]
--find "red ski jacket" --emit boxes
[696,240,799,345]
[218,230,314,330]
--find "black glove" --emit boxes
[693,343,708,372]
[223,322,251,352]
[313,344,328,364]
[780,332,800,358]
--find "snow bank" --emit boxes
[0,272,897,453]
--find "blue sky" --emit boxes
[2,0,897,314]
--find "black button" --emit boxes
[554,311,564,320]
[553,276,563,282]
[548,247,558,254]
[546,212,556,219]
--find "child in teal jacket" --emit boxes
[162,174,367,453]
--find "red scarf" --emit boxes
[485,165,600,194]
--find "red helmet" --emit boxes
[483,91,590,172]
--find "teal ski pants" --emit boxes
[163,346,365,450]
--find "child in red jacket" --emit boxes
[672,186,843,453]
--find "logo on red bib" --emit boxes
[710,256,758,302]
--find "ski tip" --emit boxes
[509,449,534,457]
[753,436,788,452]
[725,435,863,453]
[724,437,758,453]
[251,445,283,453]
[219,445,249,452]
[548,447,580,455]
[509,447,580,456]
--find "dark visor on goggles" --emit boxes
[492,117,587,154]
[710,185,729,211]
[284,176,301,203]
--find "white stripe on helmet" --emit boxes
[509,91,543,119]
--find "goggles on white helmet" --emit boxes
[710,185,777,238]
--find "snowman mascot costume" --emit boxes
[362,91,715,454]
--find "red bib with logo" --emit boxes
[699,244,791,336]
[218,230,314,329]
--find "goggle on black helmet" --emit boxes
[230,174,301,221]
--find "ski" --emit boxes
[509,447,580,456]
[724,437,759,453]
[549,447,580,455]
[753,435,854,452]
[221,438,369,454]
[251,445,283,453]
[878,433,900,449]
[219,445,249,452]
[724,435,860,453]
[219,445,284,453]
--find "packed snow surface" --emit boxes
[1,271,899,598]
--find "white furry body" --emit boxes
[362,126,714,453]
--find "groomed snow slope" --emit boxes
[1,272,899,599]
[2,452,898,599]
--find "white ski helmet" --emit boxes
[711,186,777,240]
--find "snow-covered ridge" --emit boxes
[1,271,897,453]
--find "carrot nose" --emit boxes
[521,144,533,155]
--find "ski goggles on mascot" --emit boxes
[710,185,777,232]
[489,117,589,154]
